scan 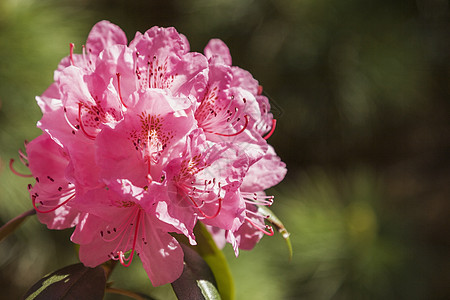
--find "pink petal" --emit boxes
[142,184,197,245]
[178,33,191,52]
[129,26,188,59]
[200,189,246,231]
[230,66,259,95]
[36,83,70,147]
[96,120,148,187]
[95,90,195,188]
[205,225,227,249]
[204,39,232,66]
[163,130,248,231]
[95,45,136,105]
[74,207,141,258]
[169,52,208,99]
[130,27,204,95]
[229,210,264,252]
[77,214,130,267]
[242,145,287,192]
[71,186,128,222]
[138,214,184,286]
[27,134,68,182]
[86,20,128,57]
[58,66,122,128]
[36,206,83,230]
[71,213,104,245]
[254,95,274,136]
[65,139,101,190]
[26,134,80,229]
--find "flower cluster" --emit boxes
[16,21,286,286]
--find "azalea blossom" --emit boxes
[12,20,286,286]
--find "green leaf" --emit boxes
[0,208,35,243]
[23,263,106,300]
[193,223,234,300]
[172,244,221,300]
[258,205,293,261]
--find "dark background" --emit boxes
[0,0,449,299]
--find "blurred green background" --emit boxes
[1,0,449,299]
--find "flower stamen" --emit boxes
[116,73,128,108]
[101,211,136,243]
[78,103,96,140]
[18,149,29,167]
[69,43,75,66]
[32,193,76,214]
[243,192,274,206]
[245,217,274,236]
[212,115,249,137]
[9,159,32,177]
[118,209,141,267]
[263,119,277,140]
[189,196,222,219]
[63,107,79,132]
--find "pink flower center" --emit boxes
[135,54,178,90]
[63,99,121,140]
[130,112,174,182]
[174,157,222,219]
[195,90,249,137]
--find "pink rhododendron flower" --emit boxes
[13,20,286,286]
[26,134,84,230]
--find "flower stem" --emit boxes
[105,287,156,300]
[0,208,36,243]
[102,259,118,280]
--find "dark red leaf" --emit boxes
[22,263,106,300]
[171,244,221,300]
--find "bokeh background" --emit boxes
[1,0,449,299]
